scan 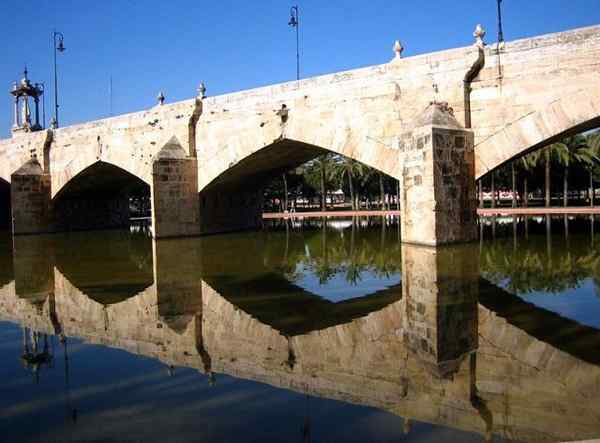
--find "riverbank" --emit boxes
[478,206,600,216]
[263,206,600,219]
[263,210,401,218]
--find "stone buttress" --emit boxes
[399,102,478,246]
[10,158,52,234]
[151,137,201,238]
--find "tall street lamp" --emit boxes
[52,31,66,128]
[288,6,300,80]
[496,0,505,48]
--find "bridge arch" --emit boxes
[475,88,600,179]
[51,144,152,199]
[52,161,150,231]
[197,103,403,193]
[197,135,400,234]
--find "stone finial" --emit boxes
[393,40,404,61]
[197,82,206,99]
[473,24,486,48]
[157,91,165,106]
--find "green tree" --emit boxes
[587,132,600,206]
[329,157,365,210]
[551,135,596,207]
[516,152,539,208]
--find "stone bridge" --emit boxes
[0,24,599,243]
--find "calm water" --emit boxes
[1,215,599,442]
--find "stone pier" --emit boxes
[10,159,52,235]
[399,103,477,245]
[151,137,201,238]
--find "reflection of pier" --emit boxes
[0,235,599,442]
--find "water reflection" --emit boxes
[0,218,599,442]
[481,215,600,329]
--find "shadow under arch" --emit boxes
[0,177,10,231]
[198,138,399,233]
[52,161,150,232]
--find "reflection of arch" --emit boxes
[475,88,600,179]
[0,177,11,230]
[479,278,600,365]
[204,274,401,336]
[54,231,153,305]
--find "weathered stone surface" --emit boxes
[400,103,477,245]
[10,158,52,234]
[151,137,200,238]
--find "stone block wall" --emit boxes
[400,104,477,245]
[151,157,201,238]
[11,160,52,235]
[431,127,477,243]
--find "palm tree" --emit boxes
[587,132,600,206]
[490,171,496,208]
[551,135,596,207]
[516,152,538,208]
[511,162,517,208]
[379,172,386,210]
[545,147,552,207]
[310,154,335,212]
[281,173,288,212]
[330,158,364,211]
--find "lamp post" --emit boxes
[52,31,66,128]
[496,0,505,47]
[288,6,300,80]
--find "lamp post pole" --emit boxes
[289,6,300,80]
[497,0,505,45]
[52,31,66,128]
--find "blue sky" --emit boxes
[1,0,599,137]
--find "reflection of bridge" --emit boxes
[1,233,599,442]
[1,25,599,244]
